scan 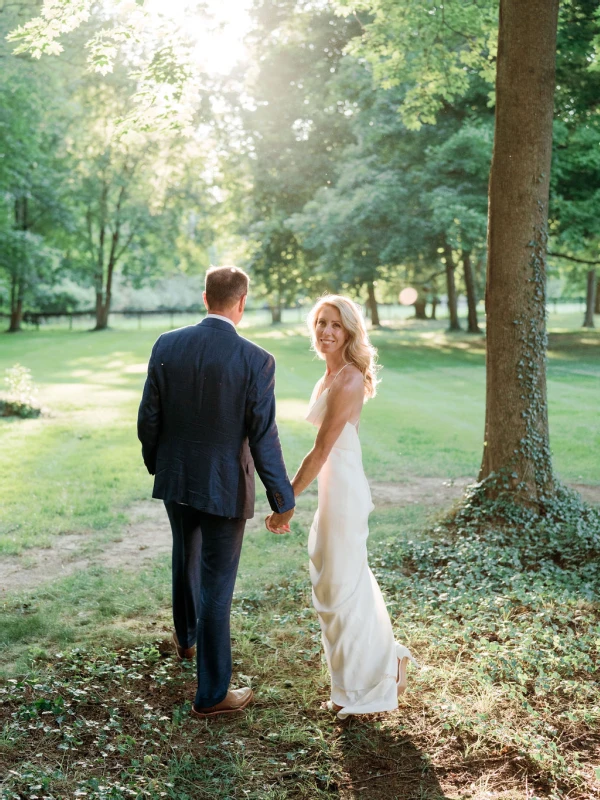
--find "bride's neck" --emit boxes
[325,355,347,375]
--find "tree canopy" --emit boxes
[2,0,600,330]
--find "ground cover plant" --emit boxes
[0,316,599,799]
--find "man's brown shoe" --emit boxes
[191,688,254,718]
[172,631,195,661]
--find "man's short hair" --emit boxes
[205,265,249,310]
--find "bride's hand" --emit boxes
[265,513,285,533]
[265,510,293,534]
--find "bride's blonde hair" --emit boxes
[307,294,380,399]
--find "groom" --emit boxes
[137,265,295,717]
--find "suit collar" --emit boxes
[206,313,236,327]
[199,316,238,334]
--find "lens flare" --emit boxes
[399,287,418,306]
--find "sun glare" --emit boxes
[145,0,251,74]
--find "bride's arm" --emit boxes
[291,370,363,497]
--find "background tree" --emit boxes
[1,4,215,331]
[231,0,360,320]
[479,0,559,503]
[6,0,600,346]
[63,78,211,329]
[336,0,498,130]
[549,0,600,328]
[0,9,72,332]
[424,125,492,333]
[7,0,206,136]
[334,0,600,506]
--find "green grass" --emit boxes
[0,315,599,799]
[1,490,598,798]
[0,318,598,554]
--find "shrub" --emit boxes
[1,364,41,418]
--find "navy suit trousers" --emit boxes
[165,502,245,709]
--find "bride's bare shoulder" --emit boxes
[333,364,364,395]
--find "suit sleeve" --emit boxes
[246,353,295,514]
[137,338,161,475]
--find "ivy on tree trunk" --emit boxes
[479,0,559,505]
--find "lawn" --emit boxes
[0,315,598,800]
[0,317,597,556]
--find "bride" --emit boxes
[266,295,416,719]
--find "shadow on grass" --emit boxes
[336,720,449,799]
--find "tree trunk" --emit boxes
[595,276,600,314]
[443,242,461,331]
[94,291,104,327]
[8,271,19,333]
[583,269,596,328]
[270,304,282,324]
[94,291,110,330]
[430,297,438,320]
[8,296,23,333]
[95,301,110,330]
[93,184,108,331]
[413,297,428,319]
[479,0,559,504]
[95,231,118,330]
[474,254,486,302]
[8,197,29,333]
[463,252,481,333]
[366,281,380,327]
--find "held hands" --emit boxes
[265,508,294,534]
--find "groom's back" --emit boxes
[145,318,272,518]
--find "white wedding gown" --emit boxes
[306,381,409,719]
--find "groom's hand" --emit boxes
[265,509,294,534]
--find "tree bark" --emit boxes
[583,269,596,328]
[366,281,380,327]
[462,252,481,334]
[595,276,600,315]
[269,278,283,325]
[473,253,486,302]
[94,302,109,330]
[94,183,109,330]
[95,291,104,328]
[443,242,461,331]
[479,0,559,504]
[8,271,20,333]
[8,295,23,333]
[8,197,29,333]
[270,303,282,324]
[414,294,428,319]
[94,182,125,331]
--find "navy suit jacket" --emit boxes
[137,317,295,519]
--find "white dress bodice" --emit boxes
[305,385,361,453]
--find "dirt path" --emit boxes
[1,478,598,595]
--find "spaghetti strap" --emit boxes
[330,363,350,387]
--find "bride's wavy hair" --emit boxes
[307,294,380,399]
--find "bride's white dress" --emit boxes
[306,381,408,719]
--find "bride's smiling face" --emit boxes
[314,304,349,356]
